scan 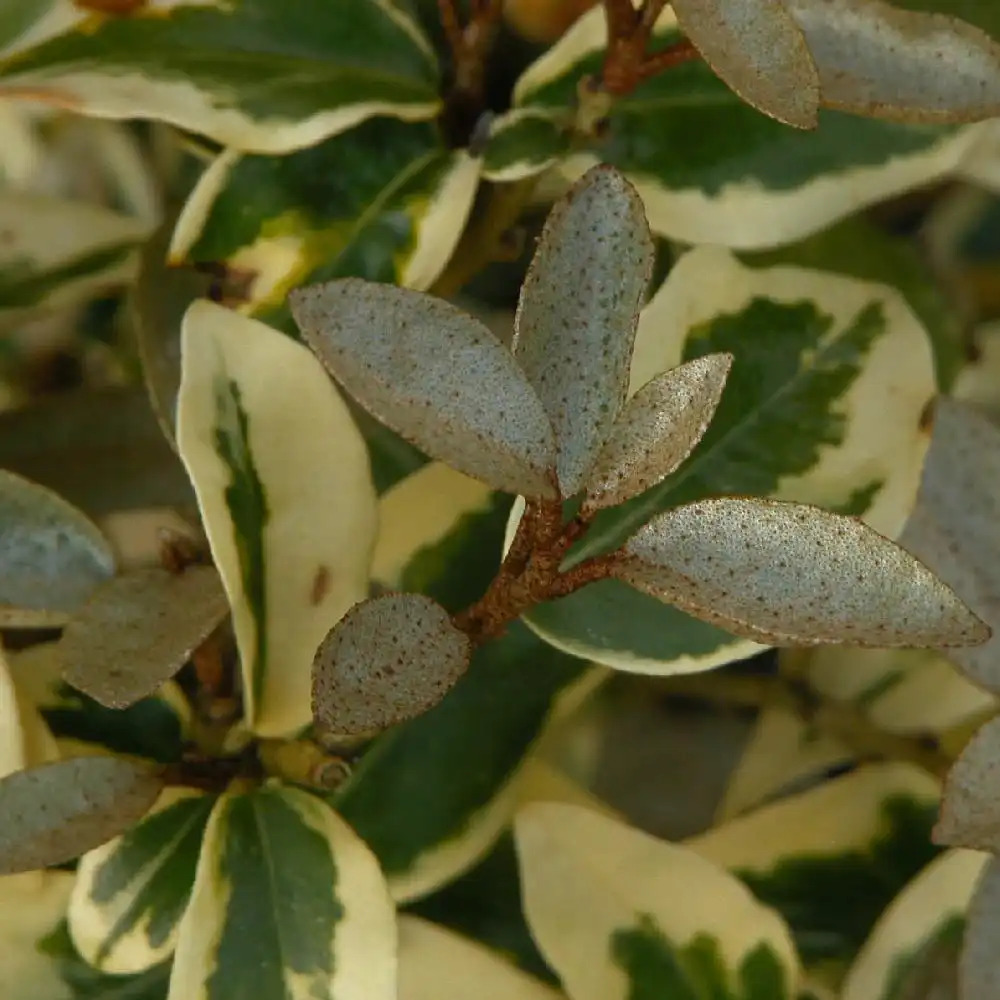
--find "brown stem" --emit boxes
[633,38,701,84]
[602,0,639,37]
[639,0,666,31]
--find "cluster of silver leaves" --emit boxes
[676,0,1000,129]
[290,164,987,739]
[902,399,1000,1000]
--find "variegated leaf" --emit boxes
[672,0,820,128]
[510,5,987,248]
[68,788,214,974]
[170,118,479,322]
[691,763,943,979]
[290,280,559,499]
[61,566,229,709]
[0,470,116,628]
[520,246,938,673]
[0,756,163,874]
[482,108,568,184]
[168,784,395,1000]
[512,164,654,497]
[842,848,985,1000]
[0,0,440,154]
[176,300,377,738]
[0,643,58,780]
[615,496,987,647]
[398,915,564,1000]
[516,803,800,1000]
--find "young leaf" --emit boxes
[61,566,229,710]
[398,915,562,1000]
[841,849,985,1000]
[616,496,988,648]
[935,716,1000,853]
[176,300,376,738]
[787,0,1000,123]
[509,5,987,249]
[581,354,732,514]
[512,165,654,497]
[671,0,820,129]
[290,280,559,499]
[0,470,116,627]
[171,118,480,320]
[313,592,471,738]
[0,757,163,875]
[168,785,395,1000]
[68,788,215,974]
[899,398,1000,693]
[0,0,440,154]
[515,803,800,1000]
[960,856,1000,1000]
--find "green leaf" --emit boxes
[515,803,799,1000]
[842,849,983,1000]
[68,789,215,974]
[511,5,986,248]
[167,784,395,1000]
[0,0,56,52]
[171,117,480,319]
[0,193,147,327]
[521,246,937,673]
[336,622,589,903]
[0,757,164,875]
[0,0,440,154]
[482,109,570,184]
[176,301,377,737]
[691,763,942,978]
[0,470,116,628]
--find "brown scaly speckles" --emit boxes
[614,496,989,648]
[312,593,471,738]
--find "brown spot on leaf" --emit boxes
[310,565,331,606]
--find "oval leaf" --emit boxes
[0,756,163,875]
[68,788,215,974]
[168,784,395,1000]
[290,279,559,498]
[61,565,229,710]
[0,470,116,627]
[935,715,1000,853]
[787,0,1000,124]
[176,300,377,738]
[313,593,471,738]
[616,496,988,648]
[512,165,653,497]
[0,0,440,154]
[672,0,820,129]
[515,803,799,1000]
[581,354,733,514]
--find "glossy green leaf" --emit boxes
[672,0,819,128]
[61,566,229,709]
[512,164,653,497]
[520,246,937,673]
[171,118,480,319]
[168,784,395,1000]
[0,192,147,326]
[291,280,559,499]
[482,109,569,183]
[0,756,163,875]
[690,763,942,977]
[0,470,116,628]
[336,622,590,903]
[515,803,800,1000]
[511,5,987,248]
[0,0,440,154]
[313,592,471,738]
[616,496,987,647]
[68,789,214,974]
[842,849,984,1000]
[398,915,563,1000]
[176,300,377,737]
